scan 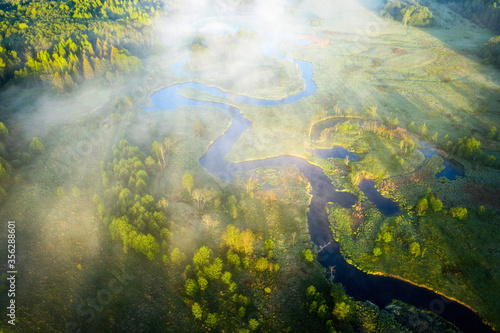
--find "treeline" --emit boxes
[405,120,499,168]
[305,284,459,332]
[0,0,163,90]
[479,36,500,68]
[381,0,436,27]
[0,121,48,205]
[182,226,280,331]
[94,139,171,260]
[435,0,500,32]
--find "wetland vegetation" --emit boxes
[0,0,499,332]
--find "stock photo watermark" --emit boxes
[6,221,17,326]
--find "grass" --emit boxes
[329,201,500,330]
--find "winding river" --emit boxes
[145,35,491,332]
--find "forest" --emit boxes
[0,0,499,332]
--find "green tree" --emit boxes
[205,313,219,328]
[198,277,208,291]
[57,186,65,198]
[185,278,199,298]
[193,246,212,268]
[203,257,223,280]
[192,302,202,319]
[410,242,421,257]
[64,72,75,90]
[333,301,351,320]
[221,271,232,285]
[248,318,259,331]
[132,233,159,260]
[151,141,165,167]
[450,207,468,220]
[487,126,497,140]
[29,137,45,155]
[302,249,315,263]
[83,56,94,80]
[415,198,428,216]
[0,123,8,141]
[255,257,269,272]
[170,248,185,266]
[456,137,481,161]
[53,72,65,92]
[182,172,194,195]
[419,122,427,136]
[431,198,443,212]
[72,186,80,198]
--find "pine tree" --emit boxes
[53,72,65,92]
[72,64,81,80]
[110,46,119,61]
[64,72,75,89]
[82,56,94,80]
[93,57,104,76]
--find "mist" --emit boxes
[0,0,499,331]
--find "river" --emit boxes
[145,34,491,332]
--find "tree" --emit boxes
[225,195,238,219]
[193,246,212,268]
[82,56,94,80]
[255,258,269,272]
[192,188,206,210]
[415,198,428,216]
[485,155,496,167]
[202,214,219,230]
[72,186,80,198]
[333,301,351,320]
[373,247,382,256]
[64,72,75,89]
[205,313,219,328]
[110,47,119,61]
[57,186,65,198]
[431,198,443,212]
[487,126,497,140]
[151,141,165,167]
[420,122,427,136]
[29,137,45,155]
[302,249,314,263]
[456,137,481,161]
[226,249,241,268]
[192,302,202,319]
[53,72,65,92]
[198,277,208,291]
[240,230,255,255]
[0,123,8,141]
[410,242,421,257]
[185,279,199,298]
[221,271,232,285]
[450,207,467,220]
[170,248,185,266]
[132,233,159,260]
[182,173,194,195]
[248,318,259,331]
[93,57,105,76]
[203,257,223,280]
[222,225,241,252]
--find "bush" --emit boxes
[382,0,436,27]
[302,249,315,263]
[450,207,467,220]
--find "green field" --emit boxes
[0,0,499,331]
